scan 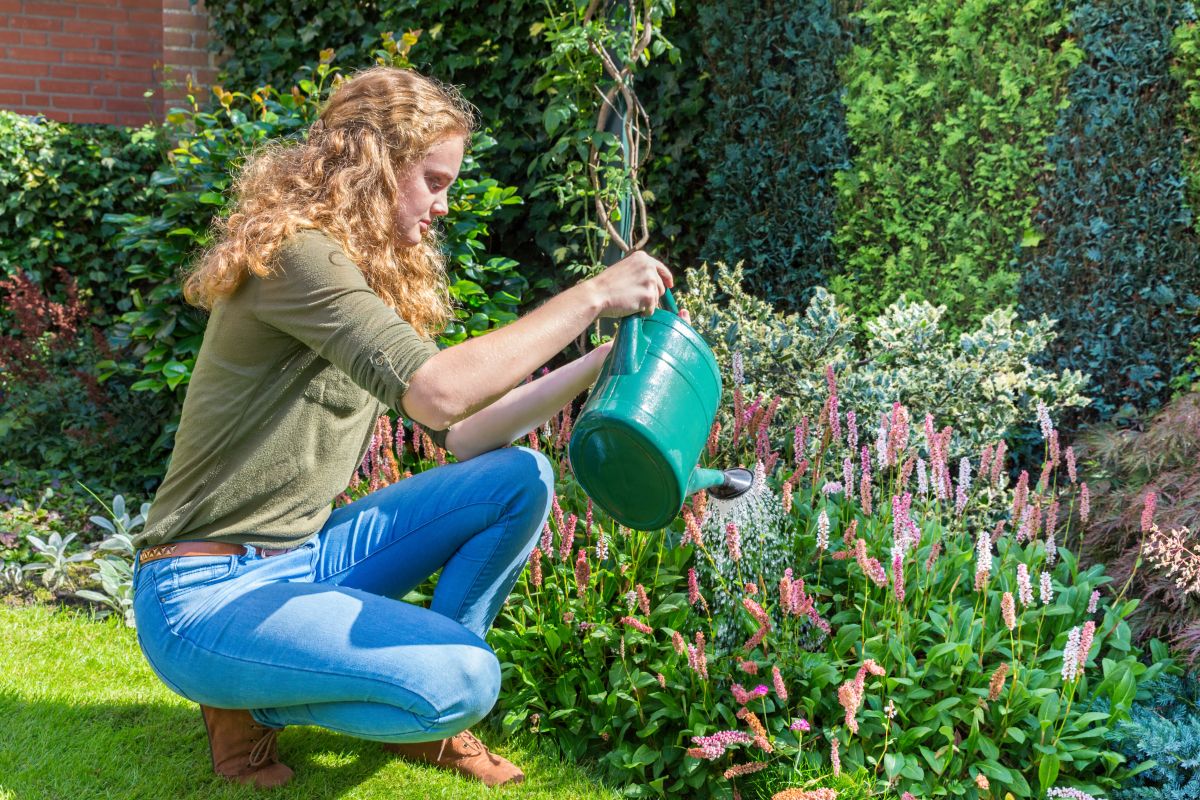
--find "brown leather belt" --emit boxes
[137,540,295,566]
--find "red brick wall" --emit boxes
[161,0,218,113]
[0,0,221,126]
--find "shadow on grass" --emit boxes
[0,691,596,799]
[0,694,385,798]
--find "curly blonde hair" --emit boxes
[183,66,478,338]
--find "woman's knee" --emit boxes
[429,645,501,733]
[504,446,555,494]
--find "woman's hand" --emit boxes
[584,251,674,319]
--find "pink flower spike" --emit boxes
[726,522,742,563]
[1141,490,1158,533]
[772,665,788,701]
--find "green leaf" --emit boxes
[1038,754,1060,790]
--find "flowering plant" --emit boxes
[346,370,1168,799]
[679,261,1090,463]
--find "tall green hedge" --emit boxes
[830,0,1081,333]
[201,1,708,290]
[1177,20,1200,236]
[0,111,161,328]
[1017,0,1200,420]
[690,0,854,311]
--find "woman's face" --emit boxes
[394,135,465,247]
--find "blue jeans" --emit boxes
[131,446,552,743]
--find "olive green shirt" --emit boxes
[134,228,449,552]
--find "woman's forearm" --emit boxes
[403,251,673,432]
[444,343,611,461]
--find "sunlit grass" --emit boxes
[0,602,622,800]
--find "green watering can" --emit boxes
[568,290,753,531]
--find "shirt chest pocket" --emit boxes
[303,367,368,416]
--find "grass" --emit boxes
[0,601,624,800]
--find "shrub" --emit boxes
[1106,670,1200,800]
[0,110,162,327]
[1174,19,1200,238]
[103,40,527,403]
[0,270,172,492]
[679,261,1090,466]
[830,0,1081,332]
[690,1,854,312]
[1016,0,1200,421]
[343,377,1160,798]
[1073,392,1200,662]
[203,0,700,291]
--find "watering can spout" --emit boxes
[686,466,755,500]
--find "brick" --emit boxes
[90,81,118,97]
[9,46,61,62]
[0,91,22,105]
[48,63,97,80]
[0,76,37,91]
[65,50,120,66]
[163,30,193,48]
[23,93,49,106]
[103,66,153,83]
[116,52,157,69]
[115,36,158,53]
[48,33,94,49]
[118,82,157,98]
[113,23,162,40]
[39,77,92,94]
[76,7,130,23]
[51,94,103,109]
[68,111,118,124]
[23,2,75,17]
[3,61,51,77]
[63,19,112,35]
[164,7,207,23]
[0,0,23,12]
[20,31,48,46]
[105,97,153,112]
[164,48,213,68]
[0,30,19,45]
[11,15,62,31]
[126,10,161,25]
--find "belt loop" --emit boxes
[242,544,256,558]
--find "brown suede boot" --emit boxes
[383,729,524,787]
[199,705,294,788]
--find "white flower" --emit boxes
[1061,626,1081,682]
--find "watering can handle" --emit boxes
[612,288,685,375]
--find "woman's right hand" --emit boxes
[584,251,674,319]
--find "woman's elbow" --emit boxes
[401,369,468,431]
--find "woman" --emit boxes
[130,65,676,789]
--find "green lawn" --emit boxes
[0,602,623,800]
